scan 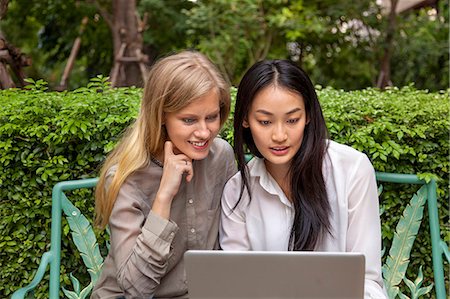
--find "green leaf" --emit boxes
[62,274,94,299]
[398,292,409,299]
[69,273,81,294]
[62,287,80,299]
[403,276,416,297]
[62,196,104,285]
[382,185,428,298]
[403,266,434,299]
[79,282,94,299]
[415,284,434,298]
[41,172,48,181]
[24,78,36,84]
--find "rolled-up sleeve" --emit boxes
[109,179,179,297]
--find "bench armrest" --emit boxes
[11,251,53,299]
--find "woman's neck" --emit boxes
[264,160,292,201]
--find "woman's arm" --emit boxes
[108,141,193,297]
[219,174,251,250]
[347,154,387,299]
[108,178,178,297]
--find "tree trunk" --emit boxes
[0,0,9,20]
[109,0,148,87]
[0,36,31,89]
[0,0,13,89]
[0,61,14,89]
[0,0,31,89]
[376,0,398,89]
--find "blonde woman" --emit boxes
[91,51,236,299]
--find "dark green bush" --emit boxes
[1,78,141,297]
[1,80,448,298]
[319,86,449,291]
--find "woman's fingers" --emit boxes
[165,141,193,180]
[164,141,175,162]
[174,158,193,183]
[159,141,194,194]
[184,160,194,182]
[153,143,194,219]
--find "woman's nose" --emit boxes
[272,124,287,142]
[194,121,210,139]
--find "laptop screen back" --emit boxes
[184,250,365,299]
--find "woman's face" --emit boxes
[244,85,307,171]
[164,89,221,160]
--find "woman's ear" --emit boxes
[243,119,249,128]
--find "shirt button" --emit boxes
[190,228,196,233]
[170,232,175,237]
[188,199,193,204]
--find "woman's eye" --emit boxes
[206,114,219,121]
[183,118,196,124]
[287,118,299,124]
[258,120,270,125]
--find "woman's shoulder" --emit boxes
[326,140,375,175]
[222,169,246,205]
[211,137,233,153]
[226,169,243,187]
[207,137,235,162]
[224,157,262,188]
[327,140,368,161]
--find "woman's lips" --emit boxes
[270,146,289,156]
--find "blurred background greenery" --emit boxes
[1,1,449,297]
[0,0,448,91]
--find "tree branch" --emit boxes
[88,0,114,30]
[0,0,9,20]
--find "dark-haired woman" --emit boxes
[219,59,387,298]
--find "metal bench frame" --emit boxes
[12,172,449,298]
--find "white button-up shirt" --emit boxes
[220,140,387,299]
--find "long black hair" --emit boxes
[233,59,331,251]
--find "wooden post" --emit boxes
[135,48,148,84]
[110,42,127,87]
[58,16,89,90]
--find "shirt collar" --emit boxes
[248,157,292,207]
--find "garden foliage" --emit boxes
[1,79,448,297]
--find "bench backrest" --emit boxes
[12,173,449,299]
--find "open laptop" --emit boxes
[184,250,365,299]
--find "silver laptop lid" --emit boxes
[184,250,365,299]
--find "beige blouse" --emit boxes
[91,138,236,299]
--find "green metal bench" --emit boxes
[11,172,449,299]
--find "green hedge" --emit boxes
[0,78,141,297]
[1,79,448,297]
[317,86,449,291]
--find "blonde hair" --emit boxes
[95,50,230,228]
